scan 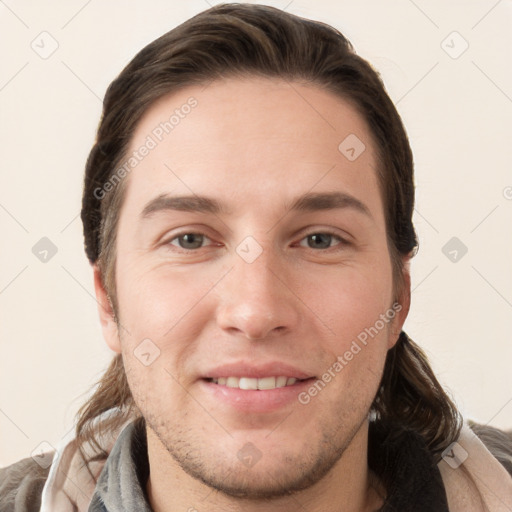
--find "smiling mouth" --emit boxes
[206,376,311,390]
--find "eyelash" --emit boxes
[164,230,349,252]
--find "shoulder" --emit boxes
[438,421,512,512]
[0,455,53,512]
[468,421,512,476]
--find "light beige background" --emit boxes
[1,0,511,467]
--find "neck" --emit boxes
[145,419,385,512]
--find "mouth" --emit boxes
[206,376,310,390]
[199,363,317,413]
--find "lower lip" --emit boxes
[199,378,315,413]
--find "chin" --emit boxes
[175,452,339,500]
[150,417,357,501]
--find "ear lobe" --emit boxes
[93,264,121,353]
[388,256,412,348]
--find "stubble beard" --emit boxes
[143,408,368,501]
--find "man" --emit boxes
[2,4,512,511]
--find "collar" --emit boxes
[88,417,150,512]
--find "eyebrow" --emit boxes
[140,191,372,219]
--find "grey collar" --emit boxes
[88,418,151,512]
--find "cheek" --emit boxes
[322,264,395,402]
[115,257,219,352]
[302,269,394,412]
[117,257,179,324]
[298,258,395,350]
[115,265,205,409]
[121,347,190,421]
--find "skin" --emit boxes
[94,77,411,512]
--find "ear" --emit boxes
[387,254,411,349]
[93,264,121,353]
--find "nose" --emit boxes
[215,247,301,341]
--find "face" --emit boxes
[95,77,409,499]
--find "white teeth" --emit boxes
[276,376,288,388]
[211,376,303,390]
[226,377,239,388]
[239,377,258,390]
[257,377,276,390]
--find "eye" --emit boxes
[168,232,212,250]
[298,232,346,250]
[164,231,348,252]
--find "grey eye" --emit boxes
[173,233,205,249]
[305,233,335,249]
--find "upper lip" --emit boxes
[202,362,314,380]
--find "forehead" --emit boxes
[122,76,382,219]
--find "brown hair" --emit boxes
[77,2,462,469]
